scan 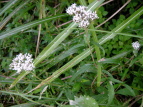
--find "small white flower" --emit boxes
[88,11,99,20]
[66,3,77,15]
[73,14,82,22]
[132,41,140,50]
[9,53,35,73]
[66,3,99,28]
[79,20,89,28]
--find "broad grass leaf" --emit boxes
[0,14,67,39]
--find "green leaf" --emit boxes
[116,88,135,97]
[0,0,19,16]
[0,0,31,30]
[109,78,123,84]
[123,84,136,96]
[88,29,143,39]
[0,103,4,107]
[70,64,95,82]
[72,82,81,92]
[33,22,77,66]
[107,81,115,105]
[99,58,119,64]
[111,51,131,59]
[79,0,87,6]
[0,90,60,100]
[68,96,99,107]
[0,14,67,39]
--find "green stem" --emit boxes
[89,23,102,87]
[85,28,96,67]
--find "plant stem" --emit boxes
[89,23,102,87]
[85,28,96,67]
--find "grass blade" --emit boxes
[0,0,19,16]
[33,22,77,66]
[0,0,31,30]
[0,14,67,39]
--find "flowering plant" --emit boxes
[66,3,98,28]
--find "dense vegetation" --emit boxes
[0,0,143,107]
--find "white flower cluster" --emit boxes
[9,53,35,73]
[66,3,98,28]
[132,41,140,50]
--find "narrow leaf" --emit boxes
[107,81,115,105]
[0,14,67,39]
[0,0,31,30]
[0,0,19,16]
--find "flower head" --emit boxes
[9,53,35,73]
[132,41,140,50]
[66,3,99,28]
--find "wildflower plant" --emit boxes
[132,41,140,56]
